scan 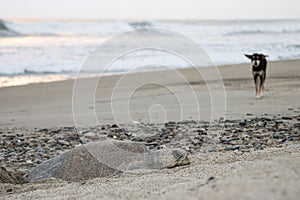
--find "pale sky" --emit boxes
[0,0,299,20]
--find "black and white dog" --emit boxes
[245,53,268,98]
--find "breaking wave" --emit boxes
[0,19,20,37]
[1,19,300,77]
[1,19,300,38]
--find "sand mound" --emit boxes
[0,166,25,184]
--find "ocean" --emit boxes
[0,19,300,87]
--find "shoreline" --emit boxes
[0,58,299,89]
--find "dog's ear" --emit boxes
[244,54,253,59]
[261,54,269,59]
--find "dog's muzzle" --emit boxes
[252,60,260,67]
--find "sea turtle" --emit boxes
[26,140,190,182]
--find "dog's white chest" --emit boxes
[252,70,264,76]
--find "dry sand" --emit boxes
[0,59,299,127]
[0,60,300,199]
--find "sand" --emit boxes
[1,145,299,200]
[0,59,299,127]
[0,59,300,199]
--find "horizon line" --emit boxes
[1,17,300,22]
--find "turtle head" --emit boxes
[167,149,191,168]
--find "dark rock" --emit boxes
[239,122,247,127]
[208,176,216,182]
[6,188,13,193]
[281,116,292,120]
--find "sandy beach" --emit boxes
[0,59,300,127]
[1,60,300,199]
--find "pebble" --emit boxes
[273,133,284,139]
[226,145,240,151]
[84,132,97,138]
[282,116,292,120]
[58,140,70,146]
[0,114,299,176]
[6,189,13,193]
[111,124,119,128]
[208,176,216,182]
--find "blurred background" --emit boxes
[0,0,299,87]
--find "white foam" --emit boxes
[4,20,134,36]
[0,19,300,76]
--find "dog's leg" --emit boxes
[257,86,261,98]
[261,73,266,97]
[254,74,261,98]
[259,75,264,97]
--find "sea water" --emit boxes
[0,19,300,87]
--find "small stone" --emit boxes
[26,160,33,164]
[207,147,215,152]
[164,121,176,127]
[239,122,247,126]
[58,140,70,146]
[6,188,13,193]
[125,132,133,137]
[266,140,275,146]
[281,116,292,120]
[208,176,216,182]
[226,145,240,151]
[84,132,97,138]
[220,139,231,144]
[119,135,127,140]
[48,139,56,144]
[253,134,262,139]
[132,137,144,142]
[50,147,57,152]
[273,133,284,139]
